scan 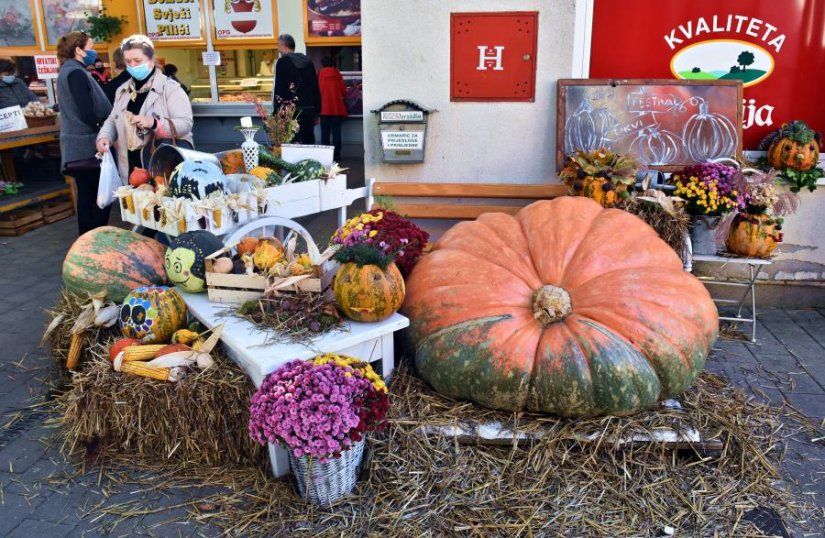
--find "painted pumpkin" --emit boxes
[253,239,285,271]
[165,231,224,293]
[63,226,167,302]
[403,197,718,418]
[120,286,187,343]
[726,213,782,258]
[333,262,405,322]
[168,160,227,199]
[217,150,246,175]
[768,137,819,171]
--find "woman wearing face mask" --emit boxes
[97,35,194,185]
[56,31,114,235]
[90,59,111,87]
[0,59,39,109]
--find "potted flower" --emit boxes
[672,161,745,255]
[725,169,799,258]
[248,354,389,505]
[330,209,429,276]
[559,147,639,207]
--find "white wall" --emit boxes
[277,0,306,53]
[362,0,577,184]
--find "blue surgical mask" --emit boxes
[127,62,152,81]
[1,76,14,84]
[82,49,98,67]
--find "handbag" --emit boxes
[140,119,193,168]
[63,156,101,176]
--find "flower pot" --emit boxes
[288,437,366,505]
[689,215,722,255]
[726,213,781,258]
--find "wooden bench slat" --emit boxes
[389,203,525,220]
[373,182,568,199]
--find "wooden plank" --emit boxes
[0,187,72,214]
[373,182,568,199]
[391,203,525,220]
[43,207,74,223]
[0,123,60,142]
[206,288,263,304]
[42,198,73,216]
[0,221,44,236]
[0,207,43,229]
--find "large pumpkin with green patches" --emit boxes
[62,226,167,302]
[403,197,718,418]
[120,286,187,343]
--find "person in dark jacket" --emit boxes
[56,31,113,235]
[103,47,130,104]
[273,34,321,144]
[318,57,347,162]
[163,64,190,95]
[0,59,38,109]
[90,58,110,86]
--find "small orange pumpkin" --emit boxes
[218,150,246,174]
[236,236,260,257]
[129,167,153,187]
[333,261,405,322]
[155,343,192,358]
[726,213,781,258]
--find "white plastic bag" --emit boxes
[97,151,123,208]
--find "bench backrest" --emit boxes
[366,178,568,220]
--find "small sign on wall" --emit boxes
[34,55,60,80]
[450,12,539,101]
[374,100,433,163]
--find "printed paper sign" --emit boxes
[34,56,60,80]
[214,0,275,40]
[0,106,28,133]
[202,52,222,66]
[381,131,424,150]
[143,0,202,41]
[380,111,423,122]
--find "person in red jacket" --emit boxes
[317,56,347,162]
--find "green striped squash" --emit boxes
[62,226,167,302]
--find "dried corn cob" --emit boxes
[113,355,183,382]
[66,333,83,370]
[121,344,167,362]
[124,194,135,213]
[177,219,186,234]
[214,209,222,228]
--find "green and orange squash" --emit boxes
[764,120,821,171]
[403,197,718,418]
[726,213,782,258]
[333,245,406,322]
[62,226,168,302]
[120,285,188,344]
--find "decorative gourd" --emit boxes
[62,226,167,302]
[629,124,682,165]
[236,236,260,256]
[168,160,227,199]
[403,197,718,417]
[563,99,618,155]
[291,159,325,182]
[249,166,276,180]
[333,261,405,322]
[120,286,187,343]
[212,257,234,274]
[218,150,246,175]
[155,343,192,357]
[129,167,152,187]
[682,102,737,162]
[768,133,820,171]
[726,213,781,258]
[253,239,285,271]
[164,231,224,293]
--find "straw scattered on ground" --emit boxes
[51,361,823,537]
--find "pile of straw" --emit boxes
[57,345,265,468]
[617,197,690,261]
[72,363,821,537]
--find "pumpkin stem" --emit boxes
[532,285,572,326]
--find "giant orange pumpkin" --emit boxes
[403,198,718,417]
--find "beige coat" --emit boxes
[97,69,194,181]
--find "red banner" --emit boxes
[589,0,825,149]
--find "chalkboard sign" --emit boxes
[556,79,743,172]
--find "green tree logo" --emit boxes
[737,51,755,70]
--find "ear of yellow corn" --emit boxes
[66,333,83,370]
[118,361,174,381]
[121,345,167,362]
[177,219,186,234]
[214,209,222,228]
[124,194,135,213]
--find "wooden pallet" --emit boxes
[0,206,45,236]
[42,196,74,223]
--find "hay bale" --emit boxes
[57,345,265,468]
[617,196,690,261]
[44,290,121,380]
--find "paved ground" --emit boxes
[1,188,825,535]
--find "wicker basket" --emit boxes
[25,115,56,128]
[287,438,366,505]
